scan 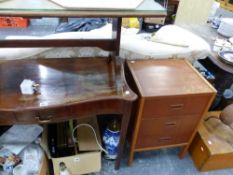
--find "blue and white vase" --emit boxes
[103,128,120,160]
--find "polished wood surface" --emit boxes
[189,111,233,171]
[127,59,214,97]
[126,59,216,165]
[0,58,122,110]
[0,58,137,170]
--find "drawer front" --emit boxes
[136,117,179,148]
[0,112,16,125]
[15,107,71,123]
[135,115,201,149]
[137,117,180,137]
[15,111,39,123]
[38,107,71,123]
[142,95,210,118]
[136,134,176,149]
[176,115,201,143]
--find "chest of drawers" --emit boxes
[126,59,216,165]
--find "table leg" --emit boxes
[108,17,122,63]
[179,145,189,159]
[115,101,132,170]
[128,148,135,166]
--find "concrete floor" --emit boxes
[94,148,233,175]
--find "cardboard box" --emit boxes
[0,17,29,28]
[41,117,102,175]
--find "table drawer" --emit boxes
[142,95,209,118]
[15,111,39,123]
[0,112,16,125]
[15,107,71,123]
[38,107,71,123]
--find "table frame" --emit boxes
[0,2,166,170]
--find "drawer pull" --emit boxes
[159,137,172,141]
[165,122,177,126]
[35,115,53,123]
[170,104,184,110]
[200,146,204,152]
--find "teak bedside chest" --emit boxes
[126,59,216,165]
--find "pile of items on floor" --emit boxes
[0,116,107,175]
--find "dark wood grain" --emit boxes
[0,58,137,170]
[0,58,118,110]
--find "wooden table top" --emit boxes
[127,59,216,97]
[0,0,166,17]
[0,58,133,111]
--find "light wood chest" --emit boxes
[126,59,216,165]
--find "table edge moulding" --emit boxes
[0,0,167,170]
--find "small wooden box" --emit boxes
[189,112,233,171]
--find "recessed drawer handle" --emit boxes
[35,115,53,123]
[159,137,172,141]
[170,104,184,110]
[165,122,177,126]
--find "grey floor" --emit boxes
[95,148,233,175]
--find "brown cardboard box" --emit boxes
[41,117,102,175]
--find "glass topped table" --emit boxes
[0,0,166,17]
[0,0,166,171]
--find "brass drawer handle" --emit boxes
[165,122,177,126]
[35,115,53,123]
[170,104,184,110]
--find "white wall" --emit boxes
[175,0,215,25]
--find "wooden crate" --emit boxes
[189,111,233,171]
